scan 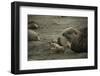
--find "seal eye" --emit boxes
[62,33,64,36]
[74,32,78,35]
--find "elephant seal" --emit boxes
[71,27,88,53]
[28,29,40,41]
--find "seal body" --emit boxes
[71,27,88,53]
[28,29,40,41]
